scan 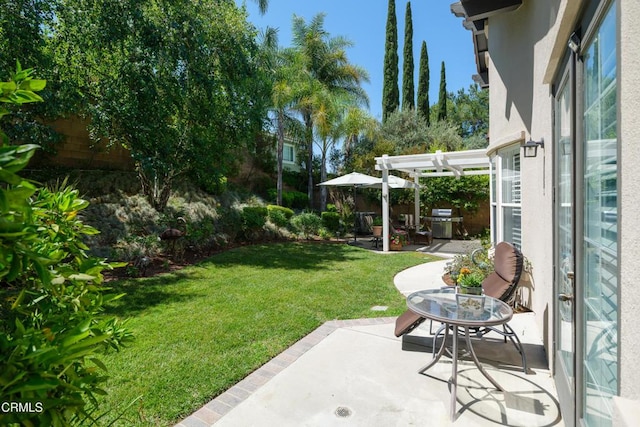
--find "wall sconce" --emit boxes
[568,32,581,54]
[522,138,544,158]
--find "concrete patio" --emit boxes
[176,247,563,427]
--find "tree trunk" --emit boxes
[304,113,314,210]
[276,110,285,206]
[320,141,328,212]
[138,165,172,212]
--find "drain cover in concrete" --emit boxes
[335,406,352,417]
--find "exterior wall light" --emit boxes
[522,138,544,158]
[568,32,581,54]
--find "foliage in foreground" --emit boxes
[98,243,435,425]
[1,65,131,426]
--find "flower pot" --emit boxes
[372,225,383,237]
[459,286,482,295]
[389,242,403,251]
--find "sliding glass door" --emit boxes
[581,4,618,425]
[554,2,618,426]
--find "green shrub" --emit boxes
[268,209,289,228]
[216,206,242,243]
[266,190,309,209]
[318,227,333,240]
[321,211,341,232]
[267,204,294,219]
[0,68,131,425]
[112,235,162,265]
[291,212,322,239]
[0,146,132,426]
[289,191,309,209]
[241,206,268,240]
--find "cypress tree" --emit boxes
[382,0,399,122]
[402,1,414,111]
[437,61,447,121]
[417,40,429,125]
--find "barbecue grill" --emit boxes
[426,208,463,239]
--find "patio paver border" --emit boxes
[175,317,397,427]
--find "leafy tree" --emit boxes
[0,1,65,152]
[377,109,463,158]
[402,1,414,111]
[437,61,448,121]
[291,13,368,209]
[51,0,270,211]
[425,120,463,152]
[450,84,489,148]
[382,0,399,122]
[417,41,430,125]
[381,109,429,154]
[420,175,489,215]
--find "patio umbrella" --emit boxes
[318,172,382,242]
[364,174,420,189]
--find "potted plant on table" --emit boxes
[457,267,484,295]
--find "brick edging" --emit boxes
[175,317,396,426]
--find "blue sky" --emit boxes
[235,0,478,121]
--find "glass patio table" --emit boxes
[406,289,513,421]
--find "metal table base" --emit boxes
[418,324,504,421]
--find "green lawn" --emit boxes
[98,242,438,425]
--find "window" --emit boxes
[283,144,295,163]
[490,146,522,248]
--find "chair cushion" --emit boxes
[493,242,521,282]
[482,271,512,300]
[394,310,425,337]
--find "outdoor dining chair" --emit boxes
[413,219,433,245]
[389,220,410,244]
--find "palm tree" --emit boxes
[341,107,378,169]
[291,13,369,209]
[264,37,307,206]
[250,0,269,14]
[313,89,346,211]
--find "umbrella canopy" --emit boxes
[318,172,382,243]
[318,172,381,187]
[386,175,420,189]
[362,175,420,189]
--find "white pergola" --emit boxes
[374,149,491,252]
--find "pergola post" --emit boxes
[381,165,390,252]
[414,175,421,233]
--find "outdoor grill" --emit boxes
[426,208,463,239]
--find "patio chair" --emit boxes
[471,242,527,371]
[390,221,410,244]
[414,219,432,246]
[395,241,528,372]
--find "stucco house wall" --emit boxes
[486,0,556,357]
[482,0,640,422]
[618,0,640,402]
